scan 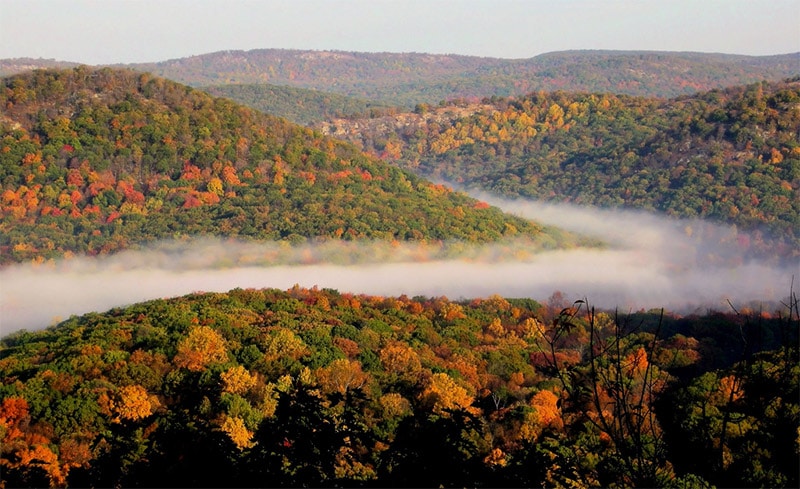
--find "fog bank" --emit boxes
[1,198,796,335]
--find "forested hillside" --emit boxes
[130,49,800,105]
[8,50,796,106]
[202,83,392,125]
[322,79,800,261]
[1,286,797,487]
[0,67,566,266]
[3,51,796,121]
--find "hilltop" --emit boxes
[0,67,566,266]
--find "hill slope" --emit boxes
[321,79,800,261]
[129,49,800,105]
[0,67,563,266]
[4,51,797,123]
[202,83,392,125]
[1,286,796,487]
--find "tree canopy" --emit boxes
[1,286,797,487]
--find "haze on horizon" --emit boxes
[1,0,798,65]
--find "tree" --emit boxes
[220,365,257,395]
[420,372,476,416]
[583,306,673,487]
[111,384,159,422]
[315,358,369,395]
[174,325,228,371]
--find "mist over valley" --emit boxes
[2,196,794,335]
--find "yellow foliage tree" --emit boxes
[221,365,257,395]
[207,177,224,196]
[220,415,254,449]
[115,384,159,421]
[420,372,475,416]
[378,392,412,418]
[379,341,422,380]
[174,325,228,371]
[99,384,160,423]
[316,358,369,395]
[530,389,562,429]
[262,327,309,362]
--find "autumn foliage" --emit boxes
[0,287,797,487]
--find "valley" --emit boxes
[0,45,798,489]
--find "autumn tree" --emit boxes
[582,306,674,487]
[315,358,369,395]
[0,397,65,487]
[420,372,476,416]
[174,325,228,371]
[221,365,257,395]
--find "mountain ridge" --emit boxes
[2,49,798,107]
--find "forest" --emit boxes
[0,67,572,267]
[1,54,799,489]
[131,50,800,106]
[322,79,800,262]
[3,51,798,109]
[1,286,797,488]
[203,83,392,126]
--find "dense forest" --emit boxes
[0,67,573,266]
[322,79,800,262]
[202,83,392,126]
[1,286,797,488]
[130,50,800,106]
[3,50,798,109]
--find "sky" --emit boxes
[1,0,798,64]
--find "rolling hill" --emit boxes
[130,49,800,105]
[320,79,800,262]
[0,67,569,266]
[0,56,798,489]
[3,50,798,112]
[202,83,392,126]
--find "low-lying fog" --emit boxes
[1,195,796,334]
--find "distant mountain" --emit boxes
[0,57,79,77]
[3,50,797,120]
[320,79,800,262]
[202,83,393,125]
[127,49,800,105]
[0,67,564,266]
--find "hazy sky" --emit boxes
[2,0,798,64]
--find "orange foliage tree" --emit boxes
[316,358,369,395]
[174,325,229,371]
[419,372,476,416]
